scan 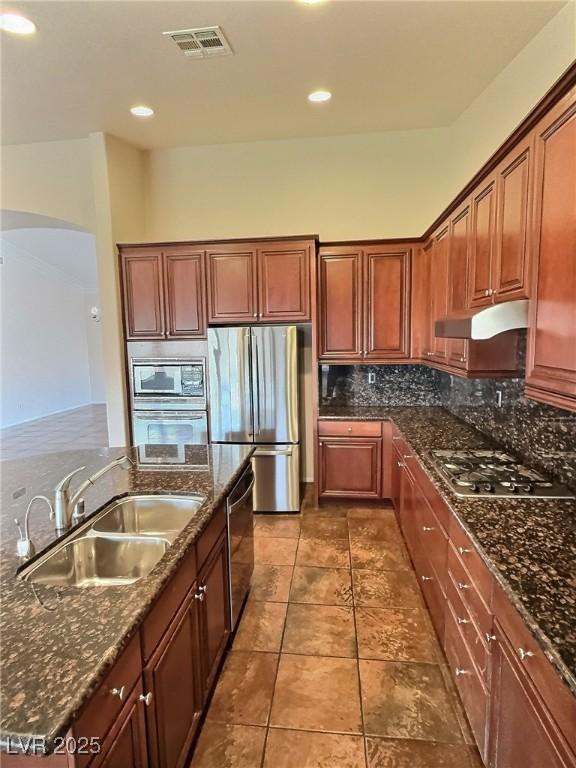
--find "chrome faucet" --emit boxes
[53,455,134,531]
[15,495,54,560]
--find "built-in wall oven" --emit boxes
[128,348,208,446]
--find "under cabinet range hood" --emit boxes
[434,300,529,340]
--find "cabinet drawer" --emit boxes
[142,543,197,661]
[446,569,491,685]
[196,504,226,570]
[448,542,492,639]
[445,601,489,758]
[414,496,448,595]
[318,420,382,437]
[73,632,142,766]
[449,518,493,606]
[413,548,446,641]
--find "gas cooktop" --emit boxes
[428,449,575,499]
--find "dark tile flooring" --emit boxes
[190,492,483,768]
[0,404,108,460]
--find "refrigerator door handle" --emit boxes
[253,333,261,436]
[254,448,293,457]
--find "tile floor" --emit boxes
[190,492,483,768]
[0,404,109,461]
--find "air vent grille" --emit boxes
[163,26,233,58]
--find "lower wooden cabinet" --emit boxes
[489,620,575,768]
[143,593,202,768]
[197,532,231,700]
[91,682,149,768]
[318,437,382,498]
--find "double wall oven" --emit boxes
[128,342,208,446]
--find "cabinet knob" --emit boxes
[403,454,412,459]
[421,575,433,582]
[457,617,470,625]
[199,584,207,594]
[422,526,435,532]
[253,313,257,318]
[139,692,153,706]
[458,546,471,555]
[484,289,490,297]
[194,592,205,601]
[457,582,470,591]
[347,427,352,433]
[485,633,496,643]
[518,648,534,661]
[110,686,125,701]
[455,668,470,677]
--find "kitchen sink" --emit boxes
[19,493,207,588]
[89,494,206,541]
[19,533,171,587]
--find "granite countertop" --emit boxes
[319,405,576,696]
[0,443,253,754]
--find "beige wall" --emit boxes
[144,128,452,242]
[1,138,95,232]
[90,133,147,446]
[446,2,576,201]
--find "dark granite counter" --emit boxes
[0,443,253,754]
[319,405,576,696]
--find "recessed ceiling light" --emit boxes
[130,105,155,118]
[308,90,332,103]
[0,13,36,35]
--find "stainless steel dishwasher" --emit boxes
[226,464,255,630]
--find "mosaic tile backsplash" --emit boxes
[319,362,576,490]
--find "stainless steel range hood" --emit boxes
[434,299,529,340]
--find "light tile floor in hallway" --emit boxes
[0,404,108,461]
[191,493,483,768]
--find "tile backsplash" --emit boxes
[319,364,441,407]
[319,362,576,489]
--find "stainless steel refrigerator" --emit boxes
[207,325,300,512]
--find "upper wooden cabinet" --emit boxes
[526,88,576,412]
[207,239,314,324]
[468,138,533,309]
[424,225,450,363]
[206,245,258,323]
[318,244,411,361]
[120,246,206,340]
[447,201,472,369]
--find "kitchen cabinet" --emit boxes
[197,531,230,699]
[469,176,497,308]
[526,88,576,412]
[423,225,449,363]
[446,201,472,369]
[318,245,411,361]
[143,593,201,768]
[120,246,206,340]
[91,682,149,768]
[317,420,383,498]
[207,240,314,324]
[489,620,575,768]
[318,247,363,359]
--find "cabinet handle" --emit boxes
[110,686,125,701]
[457,617,470,625]
[139,692,153,706]
[422,526,435,532]
[199,585,207,594]
[347,427,352,433]
[397,461,404,468]
[403,454,412,459]
[484,289,490,297]
[457,582,470,590]
[458,546,471,555]
[253,313,257,318]
[194,592,205,601]
[421,575,433,582]
[485,633,496,643]
[455,668,470,677]
[518,648,534,661]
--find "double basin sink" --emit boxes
[19,494,207,588]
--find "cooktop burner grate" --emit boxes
[428,449,574,498]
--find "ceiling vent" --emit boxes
[163,26,233,58]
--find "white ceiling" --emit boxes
[1,228,99,292]
[1,0,567,149]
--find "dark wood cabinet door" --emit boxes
[164,249,206,338]
[469,177,497,308]
[364,247,411,360]
[526,92,576,412]
[121,249,165,339]
[427,226,449,362]
[91,682,148,768]
[489,620,575,768]
[144,594,201,768]
[318,438,381,498]
[258,242,311,321]
[494,137,533,302]
[318,248,363,360]
[198,533,231,699]
[447,203,471,368]
[206,247,257,323]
